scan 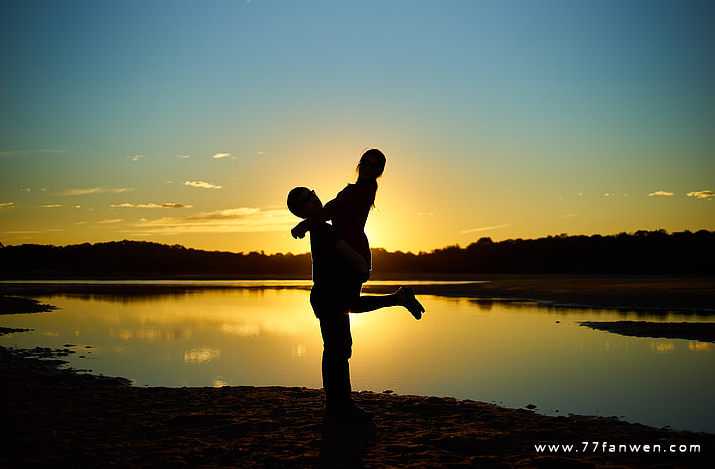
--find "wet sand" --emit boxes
[2,277,714,467]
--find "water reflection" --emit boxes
[650,341,676,354]
[689,341,714,352]
[185,346,221,364]
[1,283,714,433]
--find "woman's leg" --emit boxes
[350,286,424,319]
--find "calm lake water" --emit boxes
[2,281,714,433]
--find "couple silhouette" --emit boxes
[287,149,424,420]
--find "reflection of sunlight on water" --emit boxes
[184,346,221,364]
[292,344,307,359]
[115,289,315,337]
[213,378,228,387]
[689,341,713,352]
[221,323,260,338]
[114,327,181,342]
[650,341,675,353]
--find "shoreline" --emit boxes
[2,276,714,467]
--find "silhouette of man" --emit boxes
[287,187,423,419]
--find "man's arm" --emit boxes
[333,239,370,282]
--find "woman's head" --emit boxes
[357,148,386,181]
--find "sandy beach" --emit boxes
[1,356,712,468]
[2,277,714,468]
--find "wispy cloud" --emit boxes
[649,190,674,196]
[0,202,15,209]
[111,203,193,209]
[40,204,62,208]
[134,207,296,234]
[0,149,68,156]
[62,187,135,196]
[176,154,190,159]
[97,218,124,224]
[461,224,511,234]
[184,181,222,189]
[212,152,232,159]
[126,155,144,162]
[416,212,434,216]
[687,190,714,199]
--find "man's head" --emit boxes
[287,186,322,218]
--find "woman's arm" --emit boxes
[290,184,375,239]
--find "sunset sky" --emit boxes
[2,0,713,255]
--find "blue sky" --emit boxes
[2,0,713,254]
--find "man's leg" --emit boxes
[318,312,353,407]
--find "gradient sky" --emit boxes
[2,0,714,255]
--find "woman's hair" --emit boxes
[356,148,386,179]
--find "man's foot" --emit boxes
[397,286,424,320]
[324,401,373,420]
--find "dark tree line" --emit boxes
[0,230,713,278]
[373,229,714,275]
[0,240,311,278]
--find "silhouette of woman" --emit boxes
[291,148,424,317]
[291,148,385,272]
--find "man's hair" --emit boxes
[287,186,310,218]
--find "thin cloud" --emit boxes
[134,207,296,234]
[0,149,68,156]
[184,181,222,189]
[649,190,674,197]
[176,154,190,159]
[111,203,193,209]
[0,202,14,209]
[212,152,232,159]
[40,204,62,208]
[97,218,124,224]
[461,224,511,234]
[126,155,144,162]
[687,190,714,200]
[63,187,135,196]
